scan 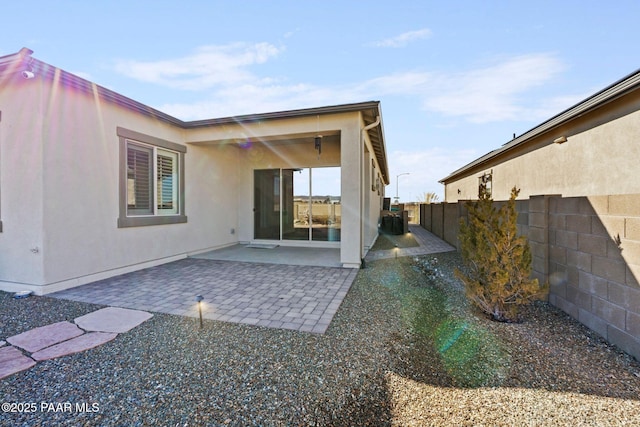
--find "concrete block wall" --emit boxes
[423,202,463,248]
[443,203,460,246]
[546,195,640,359]
[420,199,527,250]
[431,203,444,241]
[420,203,432,232]
[528,196,550,287]
[419,194,640,360]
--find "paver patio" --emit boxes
[52,260,358,334]
[51,225,453,334]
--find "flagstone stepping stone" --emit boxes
[31,332,118,361]
[74,307,153,333]
[7,321,83,353]
[0,340,5,347]
[0,346,36,379]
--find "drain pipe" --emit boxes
[360,115,381,267]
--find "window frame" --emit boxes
[478,171,493,199]
[117,127,187,228]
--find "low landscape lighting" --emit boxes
[195,295,204,329]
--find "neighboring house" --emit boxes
[440,68,640,202]
[0,48,389,295]
[436,68,640,360]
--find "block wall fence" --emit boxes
[420,195,640,360]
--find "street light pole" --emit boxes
[395,173,410,203]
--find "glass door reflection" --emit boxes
[283,168,310,240]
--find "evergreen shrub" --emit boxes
[455,187,547,322]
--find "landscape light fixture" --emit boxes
[195,295,204,329]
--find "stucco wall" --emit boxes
[0,75,243,293]
[0,77,45,286]
[0,71,384,293]
[37,80,243,291]
[363,133,386,252]
[444,94,640,202]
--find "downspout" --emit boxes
[360,115,381,266]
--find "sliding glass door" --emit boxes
[253,169,280,240]
[310,167,341,241]
[254,167,340,242]
[282,168,311,240]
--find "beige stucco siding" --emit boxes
[0,60,386,294]
[444,94,640,202]
[0,78,46,285]
[362,121,385,251]
[32,77,241,290]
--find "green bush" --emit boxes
[455,187,546,322]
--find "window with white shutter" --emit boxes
[127,143,153,215]
[118,127,187,228]
[156,149,178,214]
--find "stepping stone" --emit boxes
[74,307,153,333]
[0,346,36,379]
[7,321,84,353]
[31,332,117,361]
[0,340,5,347]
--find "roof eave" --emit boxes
[440,67,640,184]
[6,48,390,185]
[184,101,382,127]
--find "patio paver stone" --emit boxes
[74,307,154,333]
[7,321,84,353]
[0,346,37,379]
[1,307,154,379]
[31,332,118,361]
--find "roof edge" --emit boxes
[440,67,640,183]
[6,48,389,185]
[184,101,381,127]
[10,49,382,129]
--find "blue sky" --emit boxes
[3,1,639,201]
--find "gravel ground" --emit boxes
[1,252,640,426]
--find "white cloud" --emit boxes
[422,54,566,123]
[358,71,432,95]
[386,147,478,201]
[115,44,568,127]
[372,29,432,48]
[160,81,359,119]
[355,53,567,124]
[114,43,283,90]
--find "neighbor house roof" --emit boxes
[0,48,389,184]
[440,68,640,184]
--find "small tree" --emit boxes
[455,187,545,322]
